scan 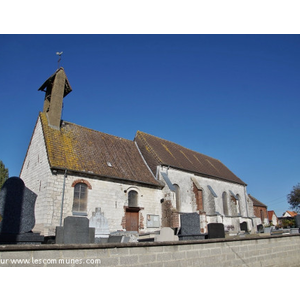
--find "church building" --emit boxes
[20,68,261,237]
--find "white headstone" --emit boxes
[154,227,179,242]
[89,207,110,238]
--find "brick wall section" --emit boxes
[253,206,268,224]
[1,235,300,267]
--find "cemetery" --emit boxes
[1,177,299,246]
[1,176,300,266]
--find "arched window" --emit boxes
[260,209,264,223]
[222,192,229,216]
[72,183,88,214]
[128,190,138,207]
[173,184,180,211]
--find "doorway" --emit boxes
[125,209,139,232]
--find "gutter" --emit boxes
[51,167,164,190]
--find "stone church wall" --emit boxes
[20,117,56,235]
[20,116,163,236]
[158,166,257,232]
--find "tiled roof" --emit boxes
[286,211,298,217]
[40,113,162,187]
[134,131,246,185]
[248,194,267,207]
[268,210,277,221]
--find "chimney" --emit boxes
[38,68,72,129]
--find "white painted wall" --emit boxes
[20,117,55,235]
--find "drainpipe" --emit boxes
[59,169,67,226]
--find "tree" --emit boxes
[287,183,300,213]
[0,160,9,189]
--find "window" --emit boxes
[72,183,88,214]
[222,192,229,216]
[260,209,264,222]
[196,189,203,211]
[128,190,138,207]
[173,184,180,211]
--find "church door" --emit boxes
[125,210,139,232]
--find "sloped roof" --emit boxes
[134,131,246,185]
[40,113,162,187]
[268,210,277,221]
[248,194,267,207]
[285,211,298,217]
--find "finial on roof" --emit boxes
[56,51,63,69]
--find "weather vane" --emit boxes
[56,51,63,69]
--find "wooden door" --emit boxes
[126,211,139,232]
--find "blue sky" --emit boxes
[0,34,299,217]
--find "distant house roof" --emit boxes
[134,131,246,185]
[248,194,267,207]
[268,210,277,221]
[283,211,298,217]
[40,113,162,188]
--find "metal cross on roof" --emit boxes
[56,51,63,69]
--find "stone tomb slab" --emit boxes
[207,223,225,239]
[154,227,179,242]
[57,216,95,244]
[257,224,264,233]
[295,214,300,229]
[0,177,44,244]
[178,213,206,240]
[107,235,124,243]
[240,222,248,233]
[0,177,37,234]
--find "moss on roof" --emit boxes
[40,113,161,187]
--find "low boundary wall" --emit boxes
[1,234,300,267]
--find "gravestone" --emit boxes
[290,228,299,234]
[108,231,139,243]
[56,216,95,244]
[107,235,124,243]
[257,224,264,233]
[178,213,206,240]
[0,177,44,244]
[89,207,110,239]
[207,223,225,239]
[295,214,300,228]
[154,227,179,242]
[240,222,248,233]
